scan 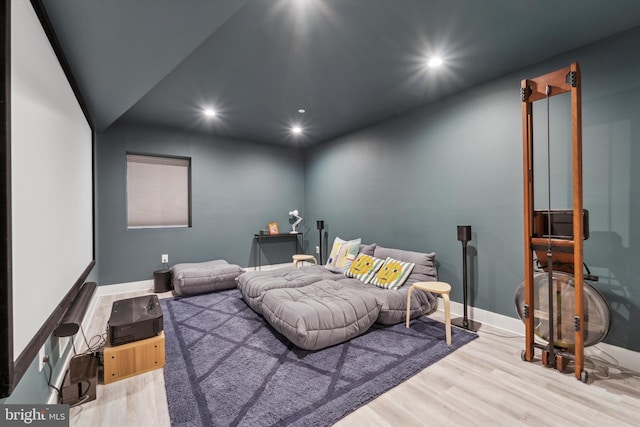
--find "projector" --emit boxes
[107,295,163,346]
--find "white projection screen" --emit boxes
[1,0,94,396]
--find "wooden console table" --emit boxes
[253,233,303,270]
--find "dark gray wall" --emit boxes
[304,27,640,351]
[96,121,305,285]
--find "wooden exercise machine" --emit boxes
[520,62,589,383]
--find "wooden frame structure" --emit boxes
[520,62,588,382]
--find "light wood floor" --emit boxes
[70,289,640,427]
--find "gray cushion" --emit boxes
[236,265,341,314]
[373,246,437,286]
[260,281,381,350]
[171,260,244,296]
[337,277,437,325]
[358,242,377,256]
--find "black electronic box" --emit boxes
[107,295,163,346]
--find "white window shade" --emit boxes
[127,154,191,228]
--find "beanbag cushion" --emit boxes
[260,281,381,350]
[171,260,244,296]
[236,265,340,314]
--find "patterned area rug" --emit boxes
[161,289,477,427]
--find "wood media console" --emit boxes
[103,332,165,384]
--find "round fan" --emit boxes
[514,272,610,348]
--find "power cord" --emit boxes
[478,328,522,339]
[587,345,640,379]
[68,381,92,408]
[42,355,62,402]
[67,325,106,361]
[45,325,105,408]
[84,330,106,356]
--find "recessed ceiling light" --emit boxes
[291,126,302,134]
[427,56,443,67]
[297,108,306,114]
[203,108,217,117]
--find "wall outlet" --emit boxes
[162,254,169,264]
[38,345,46,372]
[315,246,320,254]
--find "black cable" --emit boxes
[544,84,556,368]
[66,326,105,361]
[80,324,94,351]
[43,356,62,401]
[545,84,552,249]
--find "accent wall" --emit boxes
[304,27,640,352]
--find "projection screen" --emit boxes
[1,0,94,396]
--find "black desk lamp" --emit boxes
[317,220,324,264]
[452,225,481,332]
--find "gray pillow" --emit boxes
[358,243,377,256]
[373,246,437,286]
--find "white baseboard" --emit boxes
[438,298,640,373]
[447,299,525,335]
[95,279,155,296]
[245,262,293,271]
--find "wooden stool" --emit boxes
[292,254,317,268]
[405,281,451,346]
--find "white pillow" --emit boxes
[325,237,361,273]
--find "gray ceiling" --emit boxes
[41,0,640,146]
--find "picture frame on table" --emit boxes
[268,222,279,235]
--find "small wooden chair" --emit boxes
[292,254,317,268]
[405,281,452,346]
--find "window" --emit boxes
[127,154,191,228]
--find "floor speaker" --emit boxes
[452,225,481,332]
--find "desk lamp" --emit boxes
[289,210,302,233]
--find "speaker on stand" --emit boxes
[317,220,325,264]
[451,225,481,332]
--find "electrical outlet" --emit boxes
[162,254,169,264]
[315,246,320,254]
[38,345,46,372]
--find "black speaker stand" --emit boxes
[452,225,481,332]
[451,317,481,332]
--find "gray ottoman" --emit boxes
[171,260,244,296]
[260,281,381,350]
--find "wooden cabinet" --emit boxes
[103,332,165,384]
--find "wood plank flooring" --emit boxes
[70,289,640,427]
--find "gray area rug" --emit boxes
[161,289,477,426]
